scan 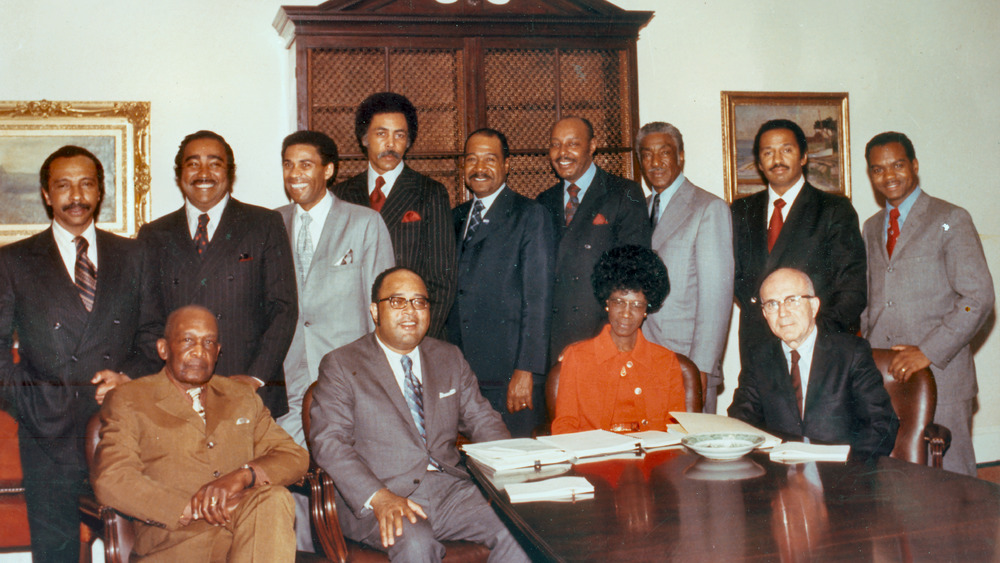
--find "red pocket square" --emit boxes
[402,210,422,223]
[239,253,253,262]
[592,213,609,225]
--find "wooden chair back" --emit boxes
[870,348,939,466]
[82,413,135,563]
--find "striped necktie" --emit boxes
[297,212,314,283]
[74,237,97,312]
[187,387,206,423]
[565,183,580,226]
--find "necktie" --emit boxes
[297,212,314,283]
[767,198,786,252]
[187,387,206,423]
[463,200,485,247]
[74,237,97,312]
[565,183,580,226]
[650,191,661,229]
[194,213,210,255]
[790,349,803,419]
[370,176,386,212]
[887,208,900,258]
[400,355,426,443]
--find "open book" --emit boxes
[670,412,783,449]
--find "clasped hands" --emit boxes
[179,467,254,527]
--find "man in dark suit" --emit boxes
[332,92,456,339]
[446,129,554,437]
[729,268,897,459]
[138,130,298,417]
[310,267,530,561]
[731,119,866,364]
[0,146,159,562]
[536,116,650,361]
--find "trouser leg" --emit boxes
[18,431,86,563]
[936,398,976,476]
[226,485,297,562]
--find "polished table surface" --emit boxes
[468,449,1000,562]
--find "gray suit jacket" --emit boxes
[276,195,394,444]
[309,333,509,541]
[861,191,994,402]
[644,178,734,382]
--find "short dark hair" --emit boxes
[466,128,510,159]
[591,245,670,313]
[174,130,236,186]
[555,116,595,141]
[354,92,419,153]
[752,119,808,164]
[865,131,916,164]
[371,266,422,303]
[39,145,105,220]
[282,130,339,187]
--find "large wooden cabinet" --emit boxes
[274,0,653,204]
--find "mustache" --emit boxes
[61,202,92,212]
[769,164,790,172]
[469,172,492,180]
[377,150,402,161]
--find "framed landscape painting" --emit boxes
[721,91,850,202]
[0,100,150,244]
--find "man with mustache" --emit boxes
[0,146,159,561]
[333,92,456,339]
[138,131,298,418]
[536,116,650,362]
[731,119,866,364]
[446,129,554,436]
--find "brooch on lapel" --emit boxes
[236,417,251,425]
[942,223,950,231]
[592,213,609,225]
[239,253,253,262]
[402,211,422,223]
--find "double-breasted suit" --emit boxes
[333,166,457,338]
[138,198,298,416]
[861,190,994,474]
[728,330,898,459]
[645,178,734,411]
[0,227,159,561]
[537,166,651,361]
[732,183,867,362]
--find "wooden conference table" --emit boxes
[468,449,1000,562]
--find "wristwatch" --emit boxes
[242,463,257,489]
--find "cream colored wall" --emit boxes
[1,0,996,460]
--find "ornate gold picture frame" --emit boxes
[721,91,850,202]
[0,100,151,244]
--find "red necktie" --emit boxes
[887,208,900,258]
[790,349,803,419]
[194,213,209,255]
[565,184,580,226]
[370,176,386,212]
[767,198,786,252]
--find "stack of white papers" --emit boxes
[670,412,783,449]
[462,438,571,472]
[506,477,595,503]
[537,430,641,460]
[627,429,687,450]
[769,442,850,463]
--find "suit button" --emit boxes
[213,470,221,478]
[584,244,592,250]
[413,479,421,485]
[572,306,580,312]
[572,276,580,281]
[53,322,61,330]
[113,319,121,325]
[71,356,78,362]
[887,301,894,307]
[887,267,894,273]
[172,278,180,285]
[228,275,235,281]
[634,387,642,395]
[458,290,464,296]
[216,313,224,319]
[103,354,111,360]
[207,441,215,449]
[304,321,311,328]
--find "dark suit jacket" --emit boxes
[728,330,898,458]
[308,333,509,541]
[0,228,159,463]
[731,182,867,362]
[137,199,298,417]
[446,187,555,387]
[333,166,456,339]
[536,166,651,361]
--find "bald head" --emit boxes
[759,268,820,349]
[158,305,220,390]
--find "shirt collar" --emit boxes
[296,189,332,221]
[564,161,598,193]
[768,175,805,208]
[185,193,229,234]
[781,324,818,359]
[592,324,656,366]
[368,161,405,196]
[51,218,97,248]
[886,185,922,226]
[650,173,685,218]
[473,184,506,216]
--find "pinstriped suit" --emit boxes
[137,199,298,417]
[333,166,456,339]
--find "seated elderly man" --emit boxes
[728,268,898,459]
[93,305,309,562]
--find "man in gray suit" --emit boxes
[275,130,394,549]
[309,267,529,561]
[636,122,734,413]
[861,131,994,476]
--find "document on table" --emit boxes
[769,442,850,463]
[506,476,595,503]
[627,429,687,450]
[461,438,572,472]
[536,430,641,460]
[670,412,783,449]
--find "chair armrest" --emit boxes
[308,467,351,563]
[924,423,952,469]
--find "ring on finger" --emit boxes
[210,497,218,506]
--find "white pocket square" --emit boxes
[336,249,354,266]
[438,389,456,398]
[236,417,251,425]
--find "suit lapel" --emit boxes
[33,229,91,325]
[868,208,890,264]
[152,373,206,433]
[81,231,125,338]
[381,166,420,227]
[198,200,247,275]
[364,335,425,444]
[568,170,608,232]
[765,184,818,272]
[889,191,929,261]
[652,180,694,245]
[803,332,829,421]
[466,187,513,251]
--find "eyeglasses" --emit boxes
[607,298,648,312]
[761,295,815,314]
[377,296,430,310]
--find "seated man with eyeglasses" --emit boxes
[728,268,898,459]
[308,266,530,561]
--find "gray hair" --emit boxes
[635,122,684,154]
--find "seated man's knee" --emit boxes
[237,486,294,523]
[386,519,445,562]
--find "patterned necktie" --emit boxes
[194,213,210,255]
[400,355,426,443]
[650,191,661,229]
[74,237,97,312]
[297,212,314,283]
[463,200,485,247]
[370,176,387,212]
[887,208,901,258]
[790,349,803,419]
[767,198,786,252]
[565,183,581,226]
[187,387,206,423]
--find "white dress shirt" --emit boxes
[766,175,805,227]
[184,193,230,241]
[52,220,98,281]
[367,161,405,200]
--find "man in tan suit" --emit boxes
[93,305,309,561]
